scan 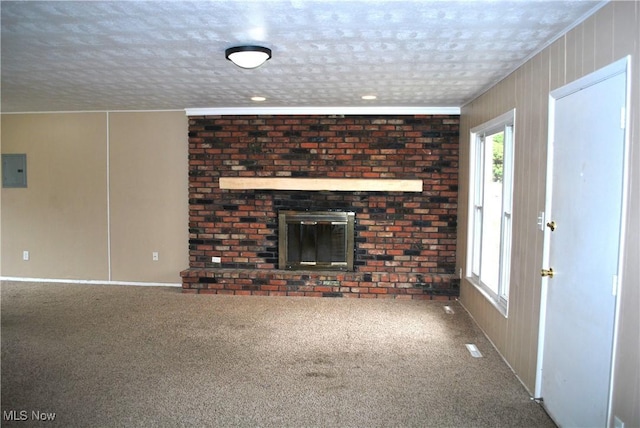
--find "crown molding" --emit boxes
[185,106,460,116]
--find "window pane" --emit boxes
[500,213,512,300]
[471,137,484,277]
[479,131,504,293]
[472,206,482,276]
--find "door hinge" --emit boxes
[620,107,626,129]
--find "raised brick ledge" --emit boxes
[180,268,459,300]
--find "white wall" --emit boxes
[1,111,189,284]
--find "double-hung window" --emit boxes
[468,109,515,315]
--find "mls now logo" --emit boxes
[3,410,56,421]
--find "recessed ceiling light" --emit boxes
[251,96,266,102]
[362,95,377,100]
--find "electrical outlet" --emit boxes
[152,252,159,261]
[23,250,29,261]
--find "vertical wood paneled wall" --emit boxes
[458,4,639,424]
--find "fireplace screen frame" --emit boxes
[278,210,355,271]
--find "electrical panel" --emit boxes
[2,154,28,188]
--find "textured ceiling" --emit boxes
[1,0,606,113]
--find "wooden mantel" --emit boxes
[219,177,423,192]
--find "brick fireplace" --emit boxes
[181,114,460,299]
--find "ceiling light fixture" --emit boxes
[362,95,377,100]
[251,96,266,102]
[225,45,272,69]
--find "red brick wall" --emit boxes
[181,115,459,299]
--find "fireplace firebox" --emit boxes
[279,211,355,271]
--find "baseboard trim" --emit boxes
[0,276,181,288]
[457,298,535,398]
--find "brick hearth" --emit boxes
[181,114,460,299]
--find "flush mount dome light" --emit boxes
[225,45,272,69]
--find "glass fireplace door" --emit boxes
[279,211,355,271]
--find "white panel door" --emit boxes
[540,62,627,427]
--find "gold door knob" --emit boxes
[546,221,556,231]
[541,268,554,278]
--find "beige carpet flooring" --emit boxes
[1,281,555,427]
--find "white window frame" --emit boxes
[467,109,515,316]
